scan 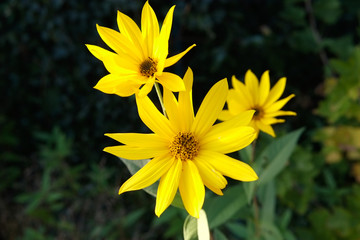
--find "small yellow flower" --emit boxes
[104,68,258,218]
[220,70,296,137]
[86,1,195,97]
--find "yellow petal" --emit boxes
[154,5,175,70]
[156,72,185,92]
[231,76,254,107]
[155,158,182,217]
[227,89,251,114]
[141,1,159,56]
[117,10,146,59]
[163,88,181,130]
[137,76,155,97]
[193,157,227,195]
[265,110,297,118]
[255,120,276,137]
[258,70,270,106]
[104,145,166,160]
[200,150,258,182]
[96,25,141,63]
[178,67,195,131]
[266,94,295,112]
[86,44,117,62]
[105,133,169,148]
[94,74,140,96]
[119,154,174,194]
[191,79,228,138]
[201,126,256,154]
[218,110,233,121]
[265,77,286,106]
[179,160,205,218]
[214,110,255,133]
[164,44,196,68]
[136,96,175,138]
[245,70,260,105]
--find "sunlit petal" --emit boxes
[265,77,286,106]
[178,67,195,131]
[136,96,175,138]
[157,72,185,92]
[141,1,159,56]
[94,74,140,96]
[155,158,182,217]
[245,70,260,105]
[266,94,295,112]
[200,150,258,182]
[201,126,256,153]
[104,145,166,160]
[119,154,174,194]
[164,44,196,68]
[255,120,276,137]
[258,70,270,105]
[191,79,228,138]
[179,161,205,218]
[193,157,227,195]
[105,133,168,148]
[117,11,145,59]
[96,25,141,63]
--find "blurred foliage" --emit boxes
[1,0,360,239]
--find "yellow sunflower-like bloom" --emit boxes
[104,68,258,218]
[219,70,296,137]
[86,1,196,97]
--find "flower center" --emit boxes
[139,57,158,77]
[169,132,200,161]
[253,106,264,120]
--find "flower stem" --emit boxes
[154,82,167,118]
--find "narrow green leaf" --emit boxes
[260,221,283,240]
[256,128,304,185]
[260,181,276,223]
[243,181,256,204]
[213,229,229,240]
[206,185,247,229]
[198,209,210,240]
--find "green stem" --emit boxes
[250,139,260,237]
[154,82,167,118]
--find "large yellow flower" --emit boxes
[104,68,258,218]
[219,70,296,137]
[86,1,195,97]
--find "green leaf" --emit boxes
[225,222,247,238]
[256,128,304,185]
[213,229,229,240]
[183,214,198,240]
[260,181,276,223]
[206,185,247,229]
[260,221,284,240]
[243,181,256,204]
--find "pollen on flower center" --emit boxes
[169,132,200,161]
[140,57,158,77]
[253,107,264,120]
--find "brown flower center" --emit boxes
[139,57,157,77]
[169,132,200,161]
[253,106,264,120]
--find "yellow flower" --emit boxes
[219,70,296,137]
[104,68,258,218]
[86,1,195,97]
